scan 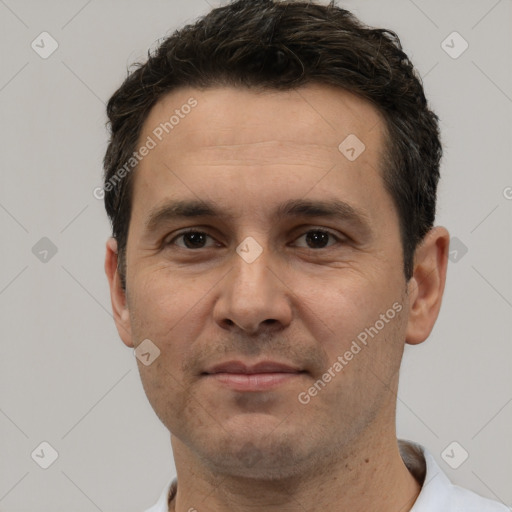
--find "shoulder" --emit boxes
[446,483,509,511]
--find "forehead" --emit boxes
[142,84,385,154]
[129,84,389,225]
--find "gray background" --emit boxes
[1,0,511,511]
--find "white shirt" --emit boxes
[144,440,508,512]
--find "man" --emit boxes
[102,1,507,511]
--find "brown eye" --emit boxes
[294,229,341,249]
[170,230,216,249]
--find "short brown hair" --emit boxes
[103,0,442,289]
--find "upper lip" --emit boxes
[204,361,303,375]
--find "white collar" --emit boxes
[400,439,507,511]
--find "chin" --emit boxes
[197,429,313,480]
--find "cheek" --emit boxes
[127,268,212,373]
[135,355,195,440]
[128,270,208,433]
[130,267,198,327]
[301,268,403,349]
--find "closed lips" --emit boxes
[204,361,304,374]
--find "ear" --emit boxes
[405,226,450,345]
[104,237,134,348]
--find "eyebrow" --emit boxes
[144,198,372,235]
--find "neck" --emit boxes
[169,427,421,512]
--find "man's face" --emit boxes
[119,84,411,477]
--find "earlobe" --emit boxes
[405,227,450,345]
[104,237,134,348]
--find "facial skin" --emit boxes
[105,84,449,512]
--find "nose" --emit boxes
[213,243,293,335]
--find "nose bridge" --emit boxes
[231,236,275,304]
[214,234,292,333]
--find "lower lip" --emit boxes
[205,372,303,391]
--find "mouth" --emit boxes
[202,360,307,391]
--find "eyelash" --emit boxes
[166,228,345,250]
